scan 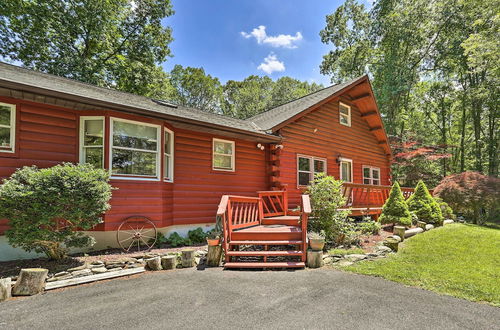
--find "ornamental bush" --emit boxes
[406,180,443,225]
[379,182,412,227]
[357,220,382,235]
[306,173,354,245]
[0,163,113,259]
[434,197,455,220]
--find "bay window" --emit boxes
[0,102,16,153]
[363,166,380,185]
[297,155,327,186]
[80,117,104,168]
[213,138,235,171]
[111,118,160,178]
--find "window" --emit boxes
[297,155,327,186]
[80,117,104,168]
[164,128,174,181]
[339,102,351,127]
[110,118,160,178]
[339,158,353,182]
[213,138,235,171]
[363,166,380,185]
[0,102,16,153]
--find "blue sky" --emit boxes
[161,0,348,86]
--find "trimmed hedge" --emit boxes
[407,180,443,225]
[379,182,412,227]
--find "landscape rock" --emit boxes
[388,235,402,242]
[146,257,162,271]
[0,277,12,302]
[393,226,406,241]
[336,260,354,267]
[91,267,108,274]
[443,219,455,226]
[417,221,427,230]
[71,269,92,277]
[404,227,424,238]
[425,224,435,231]
[67,265,88,272]
[54,271,69,277]
[90,260,104,266]
[344,254,367,262]
[323,257,334,265]
[375,246,393,254]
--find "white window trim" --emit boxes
[297,154,327,187]
[0,102,16,153]
[212,138,235,172]
[79,116,105,167]
[164,127,174,182]
[339,157,353,183]
[339,102,351,127]
[110,117,161,181]
[363,165,381,185]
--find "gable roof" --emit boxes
[0,62,278,142]
[247,75,367,131]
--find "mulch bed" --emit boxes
[358,225,394,252]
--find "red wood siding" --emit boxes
[277,96,391,207]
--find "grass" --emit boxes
[345,224,500,306]
[328,247,364,256]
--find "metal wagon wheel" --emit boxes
[117,216,157,253]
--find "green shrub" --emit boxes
[0,163,113,259]
[152,233,169,247]
[407,180,443,225]
[379,182,412,227]
[328,247,364,256]
[166,232,191,247]
[188,227,207,244]
[306,173,354,245]
[435,197,455,220]
[357,221,382,235]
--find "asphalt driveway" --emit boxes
[1,267,498,330]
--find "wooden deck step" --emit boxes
[229,240,302,245]
[224,261,305,269]
[226,250,303,257]
[261,215,300,225]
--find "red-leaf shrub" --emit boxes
[433,172,500,224]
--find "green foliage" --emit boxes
[0,0,174,99]
[166,232,191,247]
[0,163,113,259]
[435,197,455,220]
[306,173,358,245]
[152,233,169,247]
[357,221,382,235]
[379,182,412,227]
[328,247,364,256]
[407,180,444,225]
[187,227,207,244]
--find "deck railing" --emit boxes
[341,183,415,209]
[257,190,288,218]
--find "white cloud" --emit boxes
[257,53,285,74]
[241,25,303,49]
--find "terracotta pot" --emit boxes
[207,238,220,246]
[309,238,325,251]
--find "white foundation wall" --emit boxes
[0,223,214,262]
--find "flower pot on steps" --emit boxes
[309,238,325,251]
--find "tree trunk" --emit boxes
[161,256,177,270]
[145,257,162,271]
[206,245,222,267]
[0,278,12,301]
[181,250,195,268]
[306,250,323,268]
[12,268,48,296]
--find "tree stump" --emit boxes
[181,249,196,268]
[383,237,400,252]
[393,226,405,241]
[12,268,48,296]
[417,221,427,230]
[207,245,222,267]
[0,277,12,301]
[306,250,323,268]
[404,227,424,238]
[161,256,177,270]
[145,257,162,271]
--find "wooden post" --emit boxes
[306,250,323,268]
[12,268,48,296]
[393,226,405,241]
[145,256,162,271]
[161,256,177,270]
[417,221,426,230]
[181,249,196,268]
[0,277,12,301]
[207,245,222,267]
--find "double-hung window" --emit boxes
[339,102,351,127]
[0,102,16,153]
[111,118,160,178]
[213,138,235,171]
[164,128,174,181]
[297,155,327,186]
[339,158,353,183]
[80,117,104,168]
[363,166,380,185]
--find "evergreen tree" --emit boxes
[379,182,412,227]
[406,180,444,225]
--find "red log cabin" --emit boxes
[0,63,408,264]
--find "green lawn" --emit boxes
[345,224,500,306]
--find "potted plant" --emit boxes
[308,231,325,251]
[206,230,220,246]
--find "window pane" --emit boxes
[0,106,11,126]
[113,121,157,151]
[112,149,157,176]
[339,104,349,115]
[363,178,371,184]
[373,180,380,185]
[341,162,351,182]
[314,159,325,173]
[214,141,232,155]
[340,114,349,125]
[165,155,171,179]
[298,172,311,186]
[84,120,103,146]
[298,157,310,171]
[165,131,171,154]
[0,127,10,147]
[372,169,380,179]
[84,147,103,168]
[363,167,371,178]
[213,154,232,169]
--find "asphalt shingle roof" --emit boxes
[247,75,367,131]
